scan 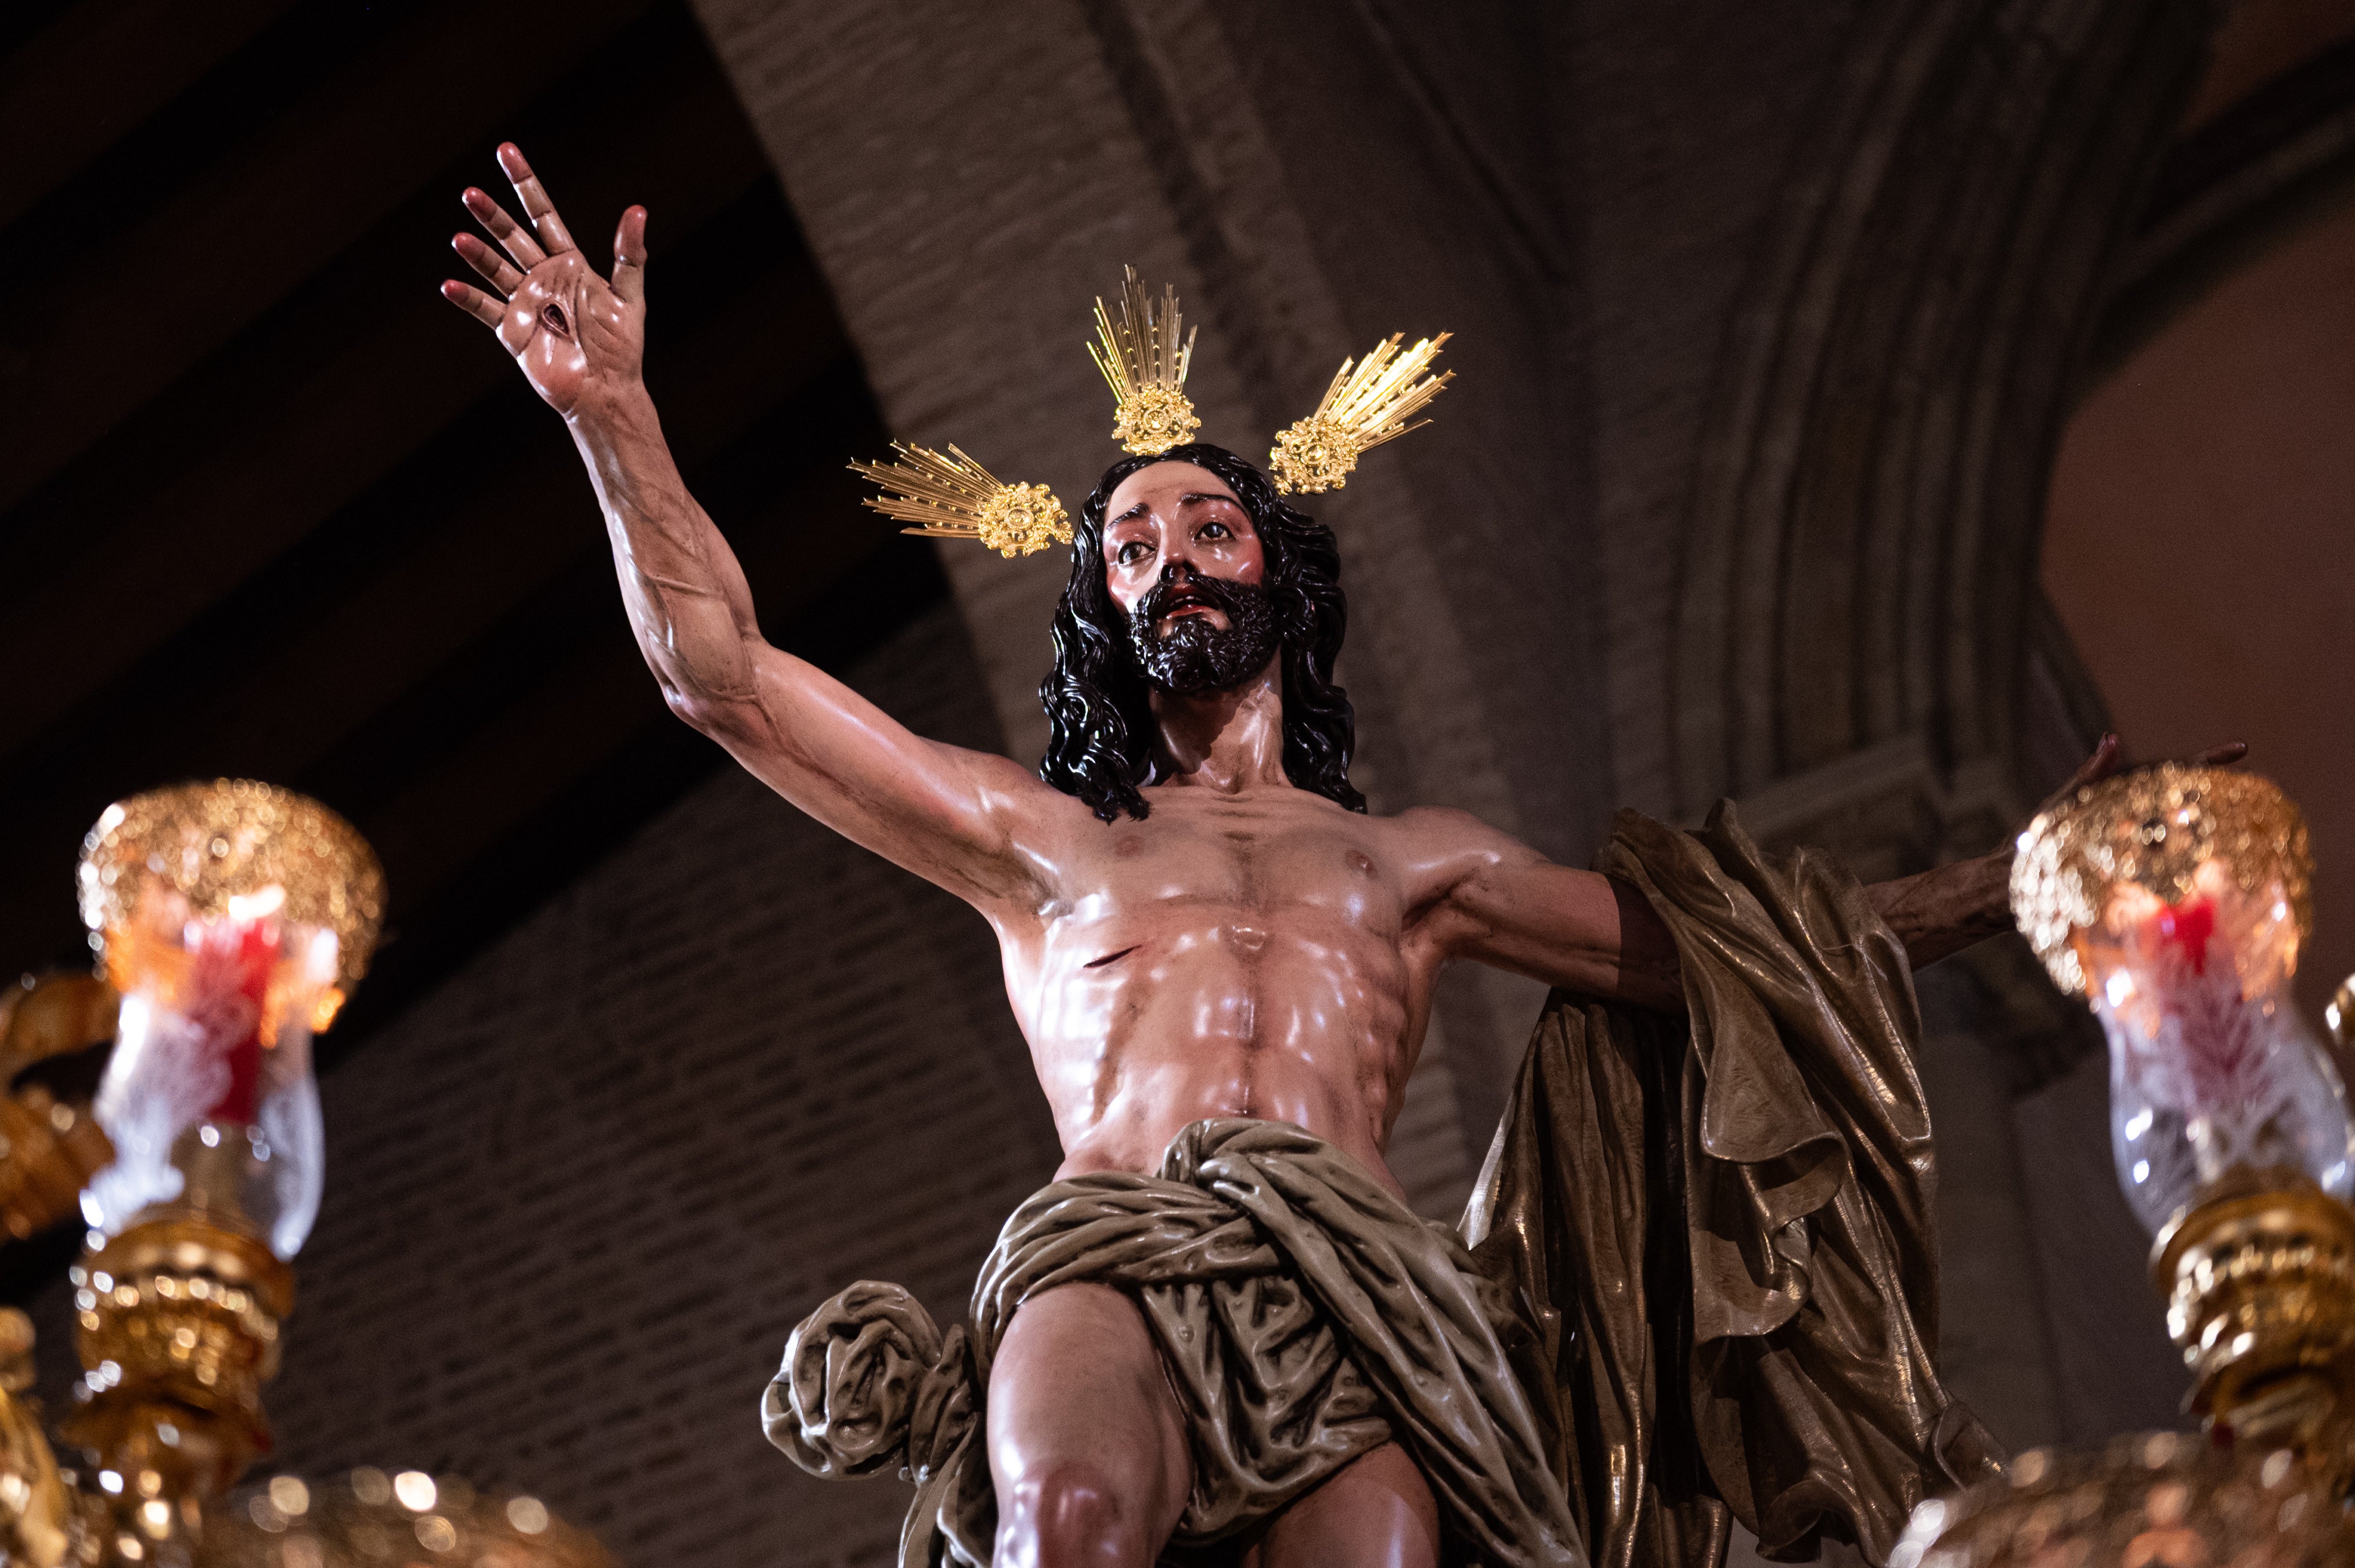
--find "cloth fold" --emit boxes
[769,1118,1587,1568]
[1463,804,2001,1568]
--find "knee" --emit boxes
[996,1462,1153,1568]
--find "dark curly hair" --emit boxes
[1038,443,1364,823]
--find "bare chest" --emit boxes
[998,792,1429,1126]
[1040,793,1404,946]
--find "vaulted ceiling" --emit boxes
[0,0,936,1059]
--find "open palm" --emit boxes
[442,143,645,418]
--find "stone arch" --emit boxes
[1673,0,2217,850]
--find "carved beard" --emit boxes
[1126,566,1282,696]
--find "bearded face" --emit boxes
[1124,564,1282,696]
[1042,443,1366,822]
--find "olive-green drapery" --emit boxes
[1462,807,2000,1567]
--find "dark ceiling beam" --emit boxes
[0,0,660,518]
[124,252,848,789]
[0,218,848,976]
[2,234,837,798]
[2087,35,2355,384]
[0,0,300,230]
[0,16,763,749]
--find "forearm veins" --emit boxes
[568,388,762,721]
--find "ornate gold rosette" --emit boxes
[1090,265,1199,456]
[1270,333,1452,494]
[77,781,385,997]
[2008,764,2311,996]
[852,443,1072,558]
[0,1309,68,1567]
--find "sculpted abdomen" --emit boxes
[1016,906,1414,1187]
[991,793,1425,1194]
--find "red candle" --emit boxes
[179,915,282,1126]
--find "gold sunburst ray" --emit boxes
[1270,333,1453,494]
[1088,265,1200,456]
[849,443,1070,558]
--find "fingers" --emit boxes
[497,142,579,255]
[2055,732,2245,797]
[464,186,546,270]
[452,232,524,296]
[441,279,506,330]
[2061,732,2121,794]
[612,205,648,305]
[2028,732,2248,837]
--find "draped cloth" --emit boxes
[766,1116,1589,1568]
[1459,806,2001,1568]
[766,805,1999,1568]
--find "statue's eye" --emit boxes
[1199,521,1230,541]
[1116,540,1151,564]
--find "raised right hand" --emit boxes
[442,143,646,420]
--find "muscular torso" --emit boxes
[993,785,1456,1198]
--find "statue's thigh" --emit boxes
[1247,1443,1439,1568]
[988,1282,1193,1556]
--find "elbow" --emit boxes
[661,680,758,746]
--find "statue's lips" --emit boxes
[1156,592,1226,631]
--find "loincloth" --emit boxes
[765,1116,1588,1568]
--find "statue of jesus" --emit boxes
[442,145,2203,1568]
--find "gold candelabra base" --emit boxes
[59,1219,293,1511]
[1894,1179,2355,1565]
[2153,1172,2355,1487]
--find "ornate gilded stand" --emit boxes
[1899,765,2355,1565]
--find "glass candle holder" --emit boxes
[74,783,384,1261]
[2011,765,2349,1233]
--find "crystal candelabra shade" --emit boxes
[2012,765,2350,1233]
[74,783,383,1262]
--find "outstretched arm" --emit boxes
[1413,735,2249,1011]
[1416,823,1991,1016]
[441,145,1054,908]
[1400,811,1685,1012]
[1866,733,2249,969]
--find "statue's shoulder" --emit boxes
[1378,801,1510,839]
[1362,803,1532,877]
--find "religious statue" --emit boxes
[441,146,2227,1568]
